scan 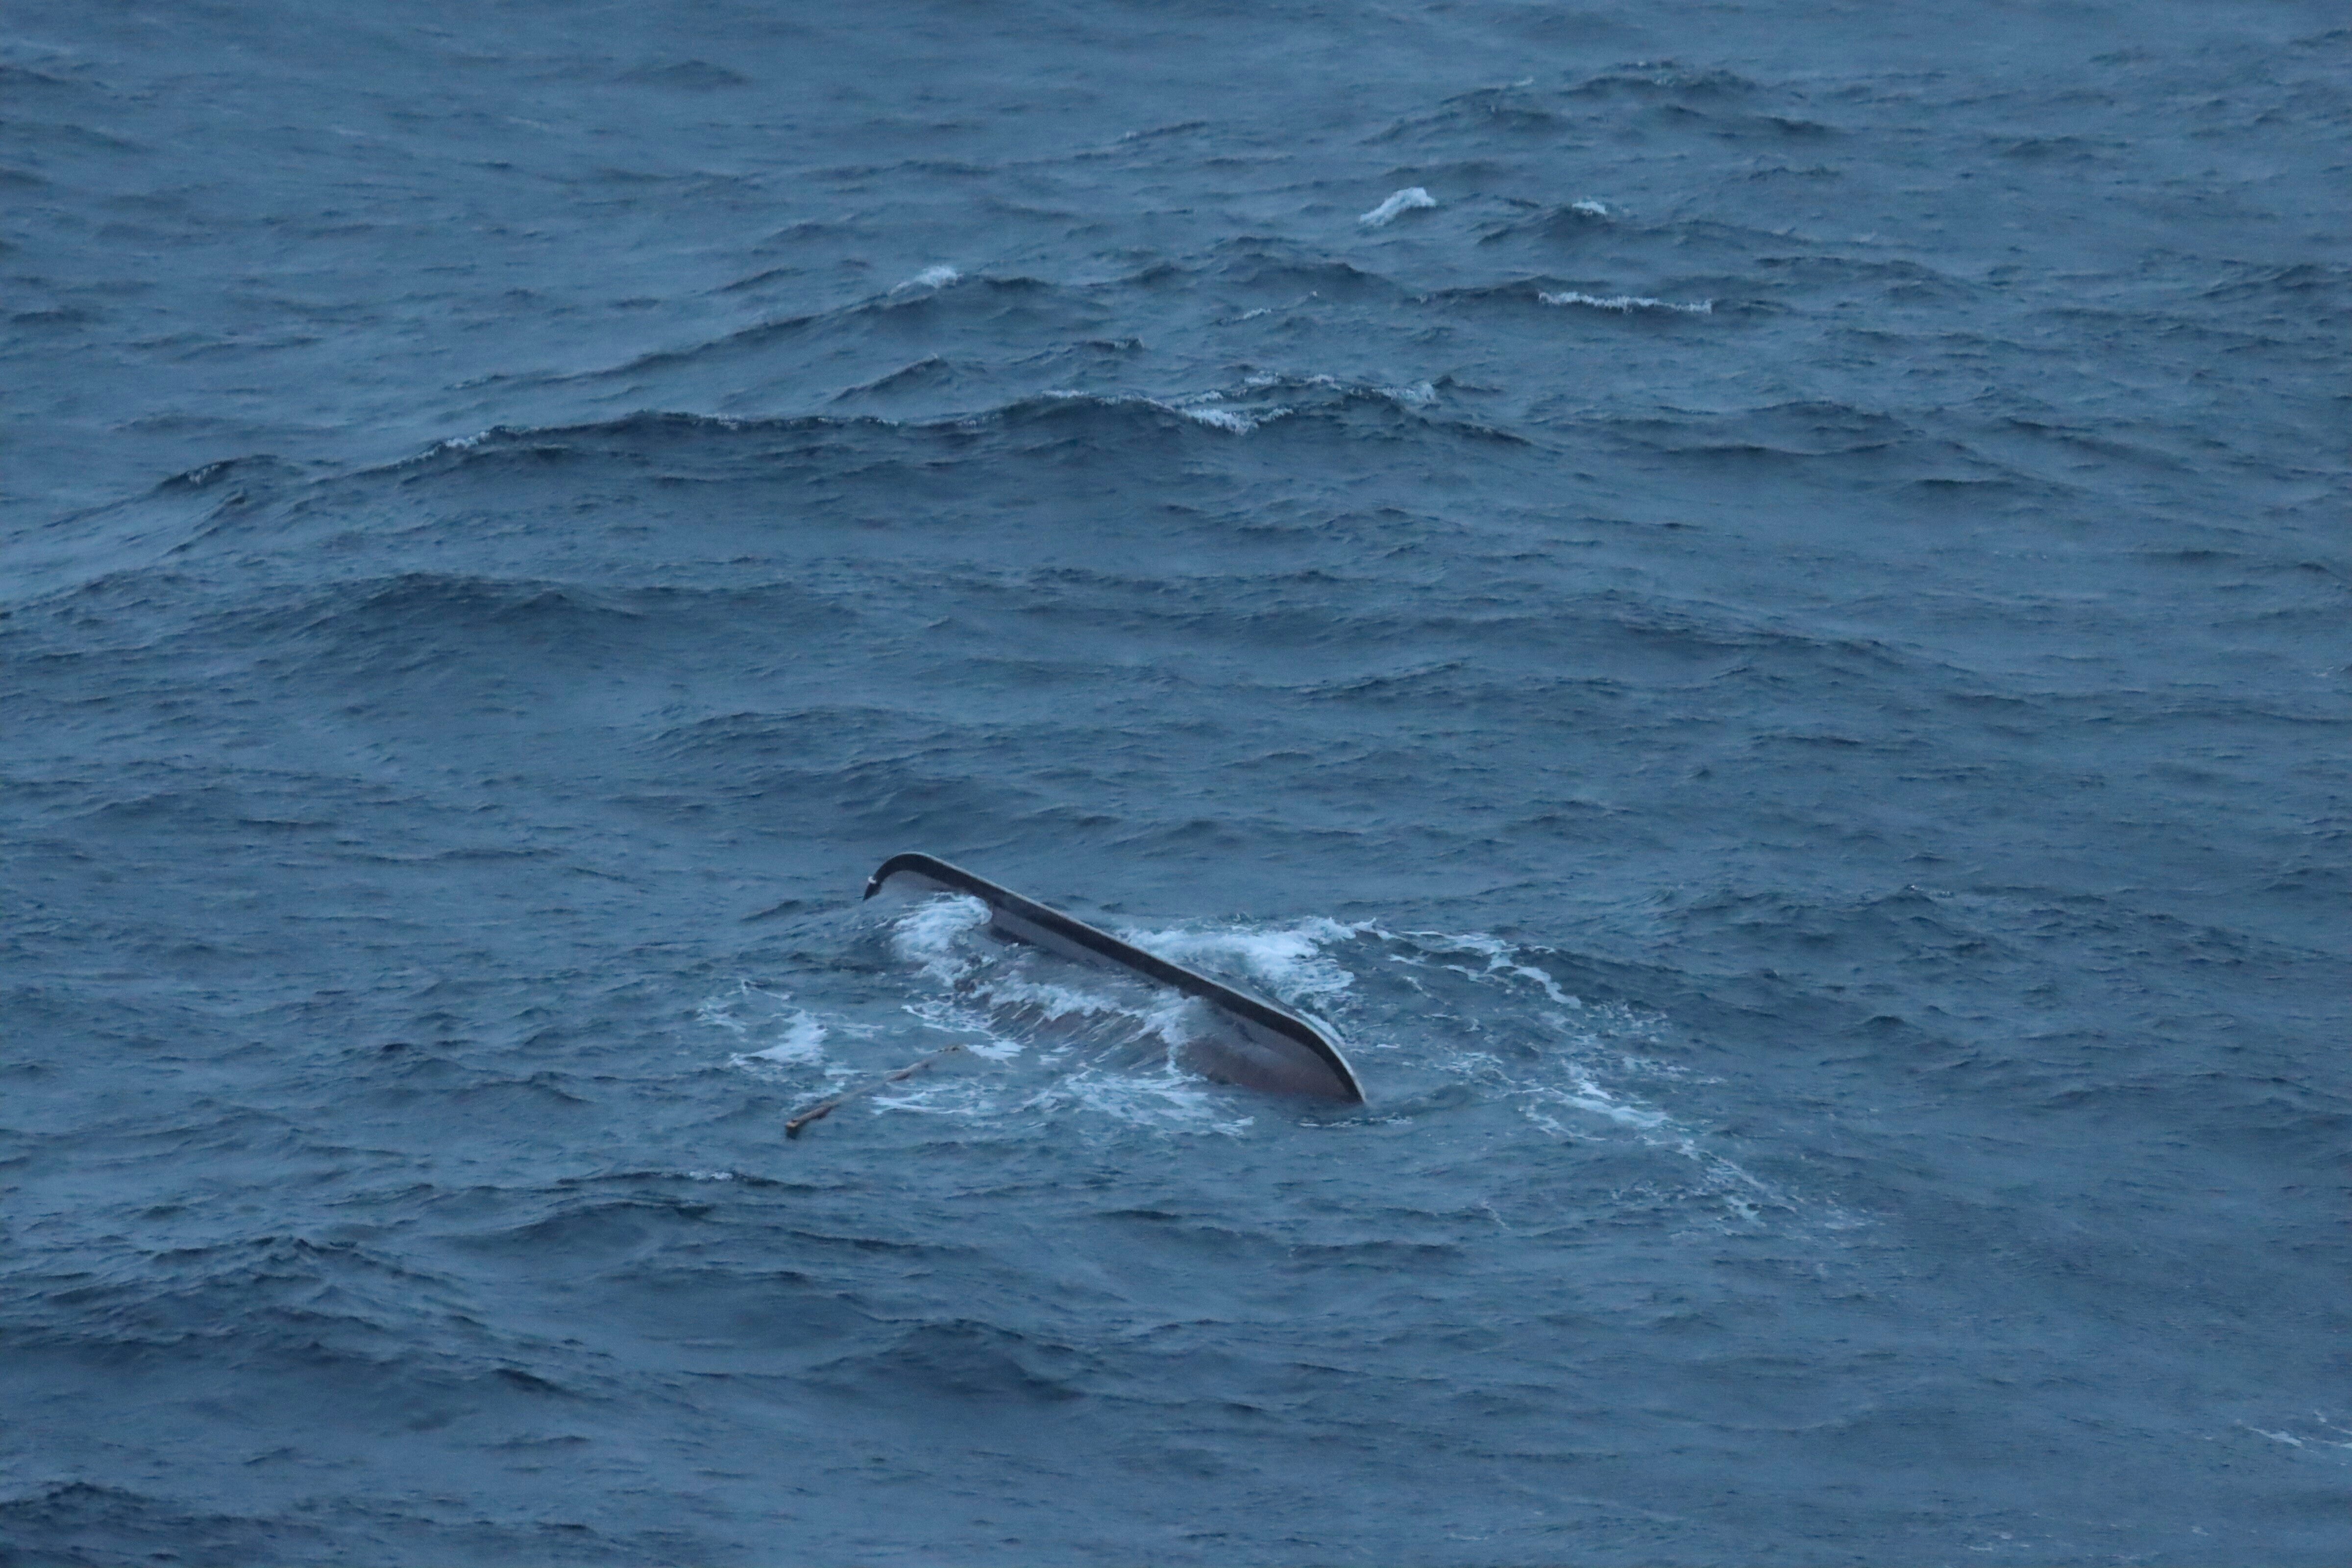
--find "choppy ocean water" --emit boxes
[3,2,2347,1563]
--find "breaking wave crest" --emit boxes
[1539,290,1715,315]
[1359,186,1438,226]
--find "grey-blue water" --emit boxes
[4,3,2346,1563]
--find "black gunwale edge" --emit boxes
[863,851,1364,1103]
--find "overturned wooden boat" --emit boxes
[864,852,1365,1103]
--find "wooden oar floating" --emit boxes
[784,852,1364,1137]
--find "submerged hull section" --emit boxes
[864,852,1365,1103]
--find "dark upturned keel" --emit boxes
[864,852,1365,1103]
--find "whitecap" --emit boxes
[1358,186,1437,227]
[1570,198,1611,217]
[1539,290,1713,315]
[1160,391,1291,433]
[1174,403,1275,433]
[892,263,961,291]
[1034,388,1285,434]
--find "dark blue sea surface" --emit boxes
[3,2,2347,1563]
